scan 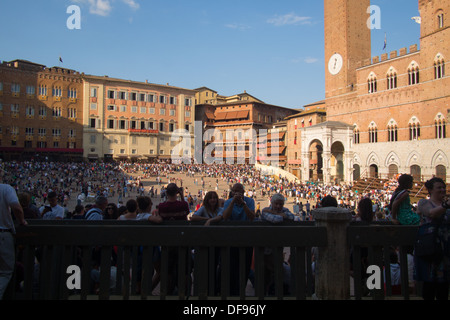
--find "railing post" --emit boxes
[313,207,352,300]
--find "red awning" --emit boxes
[205,112,215,119]
[215,112,227,120]
[0,147,25,152]
[225,111,239,119]
[268,132,285,140]
[235,110,249,119]
[267,146,286,155]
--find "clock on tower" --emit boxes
[328,53,343,75]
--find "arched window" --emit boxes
[437,10,444,29]
[353,125,360,144]
[52,107,62,118]
[159,120,165,132]
[409,117,421,140]
[185,122,192,133]
[147,118,156,130]
[436,165,446,181]
[386,67,397,90]
[435,113,447,139]
[387,119,398,142]
[388,164,399,179]
[408,62,420,85]
[434,53,445,79]
[168,120,176,133]
[367,72,377,94]
[410,165,422,181]
[368,122,378,143]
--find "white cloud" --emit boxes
[90,0,112,16]
[267,13,312,26]
[72,0,140,16]
[122,0,140,10]
[291,57,319,64]
[72,0,112,16]
[304,57,318,64]
[225,23,251,31]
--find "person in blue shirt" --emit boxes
[217,183,256,296]
[221,183,256,222]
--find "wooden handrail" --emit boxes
[8,219,420,301]
[415,184,425,198]
[363,178,375,194]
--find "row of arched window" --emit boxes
[367,55,445,94]
[353,116,446,144]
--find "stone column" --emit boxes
[343,151,354,184]
[313,206,352,300]
[322,151,331,184]
[301,152,309,183]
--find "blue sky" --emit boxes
[0,0,421,109]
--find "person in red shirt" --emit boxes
[158,183,189,221]
[156,183,190,296]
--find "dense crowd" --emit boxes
[0,161,130,212]
[2,159,448,301]
[0,159,409,221]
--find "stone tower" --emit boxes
[324,0,372,99]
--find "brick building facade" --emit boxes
[285,101,327,179]
[82,75,196,162]
[0,60,84,161]
[296,0,449,183]
[195,88,299,165]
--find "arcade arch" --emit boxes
[300,121,354,184]
[331,141,345,183]
[308,139,323,182]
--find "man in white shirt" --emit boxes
[40,191,64,220]
[0,183,27,299]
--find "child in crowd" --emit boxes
[389,174,420,225]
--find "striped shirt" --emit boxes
[261,207,296,224]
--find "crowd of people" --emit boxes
[0,160,423,223]
[1,159,449,300]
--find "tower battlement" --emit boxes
[356,44,420,69]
